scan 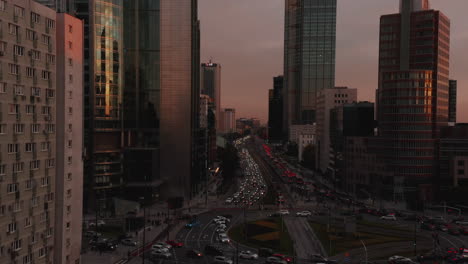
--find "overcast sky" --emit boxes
[199,0,468,123]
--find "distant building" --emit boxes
[268,76,284,142]
[449,80,457,123]
[200,95,210,129]
[439,124,468,187]
[289,124,316,144]
[298,134,315,162]
[220,108,236,133]
[376,0,450,201]
[201,62,222,130]
[237,117,261,134]
[316,87,357,174]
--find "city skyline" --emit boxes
[199,0,468,123]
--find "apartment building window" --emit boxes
[68,25,73,33]
[0,205,5,215]
[13,45,24,56]
[44,192,54,202]
[26,179,32,189]
[31,233,37,244]
[46,89,54,98]
[41,34,50,45]
[31,87,41,96]
[68,91,73,99]
[26,105,35,114]
[7,183,18,193]
[68,41,72,49]
[24,217,31,227]
[0,82,6,93]
[0,41,6,53]
[41,106,50,115]
[68,140,72,148]
[8,63,19,75]
[40,142,50,151]
[14,5,24,17]
[67,189,72,198]
[0,0,5,11]
[68,107,73,114]
[32,50,41,60]
[8,23,19,35]
[46,53,55,64]
[0,124,6,134]
[14,84,24,95]
[66,205,71,214]
[25,143,35,152]
[23,253,33,264]
[46,18,55,28]
[13,201,22,212]
[0,164,5,175]
[26,67,36,78]
[7,222,17,233]
[31,196,38,207]
[14,124,25,134]
[68,124,72,131]
[69,74,73,83]
[11,239,22,251]
[9,104,20,114]
[13,162,24,173]
[41,70,50,80]
[68,58,73,67]
[40,211,49,222]
[30,160,40,170]
[38,247,47,258]
[46,124,55,133]
[40,177,49,186]
[66,222,71,229]
[67,173,72,180]
[32,124,40,133]
[8,143,19,153]
[46,159,55,168]
[68,156,72,164]
[26,29,37,41]
[45,227,53,237]
[31,12,40,24]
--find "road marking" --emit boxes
[197,219,212,250]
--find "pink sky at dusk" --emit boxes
[199,0,468,124]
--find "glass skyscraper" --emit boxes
[284,0,337,130]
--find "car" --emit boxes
[151,251,172,259]
[278,210,290,216]
[265,256,287,264]
[186,249,204,258]
[213,256,233,264]
[151,243,170,252]
[296,211,312,217]
[259,247,274,257]
[272,253,292,262]
[309,254,327,262]
[216,227,227,233]
[205,245,224,256]
[217,224,227,229]
[438,225,449,232]
[380,215,397,221]
[93,242,116,252]
[218,234,230,243]
[88,220,106,227]
[421,222,436,231]
[388,256,417,264]
[166,240,184,247]
[121,239,138,246]
[239,251,259,260]
[186,220,200,228]
[152,248,169,254]
[225,198,233,204]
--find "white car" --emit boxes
[151,243,170,251]
[381,215,397,221]
[152,248,169,254]
[278,210,290,216]
[217,224,227,229]
[296,211,312,217]
[218,234,230,243]
[216,228,226,233]
[225,198,233,204]
[239,250,258,260]
[214,256,233,264]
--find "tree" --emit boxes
[301,144,316,170]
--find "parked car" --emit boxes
[166,240,184,248]
[380,215,397,221]
[213,256,233,264]
[272,253,292,262]
[239,251,259,260]
[278,210,290,216]
[296,211,312,217]
[265,256,287,264]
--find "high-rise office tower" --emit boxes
[0,1,82,263]
[283,0,337,132]
[268,76,284,142]
[201,62,221,130]
[376,0,450,200]
[33,0,75,13]
[449,79,457,123]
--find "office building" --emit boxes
[220,108,236,133]
[316,87,357,174]
[0,1,82,263]
[268,76,283,142]
[201,61,221,130]
[33,0,75,13]
[54,13,83,264]
[449,80,457,123]
[283,0,337,131]
[288,124,315,144]
[376,0,450,200]
[439,124,468,188]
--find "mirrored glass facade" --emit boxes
[284,0,336,129]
